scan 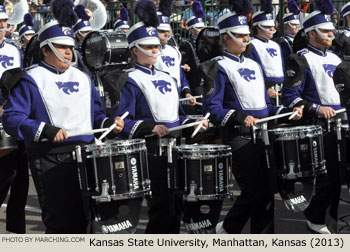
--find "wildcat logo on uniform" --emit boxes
[0,55,14,68]
[238,68,256,82]
[55,81,79,95]
[322,64,337,78]
[152,80,172,94]
[62,27,72,36]
[238,16,247,25]
[266,48,277,57]
[161,56,175,67]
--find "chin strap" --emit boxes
[227,31,251,46]
[258,24,276,35]
[135,44,163,57]
[47,41,78,67]
[315,27,335,41]
[287,22,300,34]
[158,33,171,41]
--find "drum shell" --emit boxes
[172,144,233,200]
[269,125,326,179]
[82,31,129,70]
[0,123,18,157]
[82,139,150,200]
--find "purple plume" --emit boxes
[192,1,204,19]
[287,0,300,15]
[120,7,129,21]
[229,0,253,16]
[159,0,174,17]
[314,0,334,15]
[261,0,273,14]
[24,13,34,27]
[134,0,159,27]
[74,4,90,21]
[52,0,78,27]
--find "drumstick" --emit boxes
[69,128,110,137]
[288,105,304,120]
[98,111,129,141]
[335,108,346,114]
[256,111,294,124]
[179,95,202,102]
[191,112,210,139]
[146,120,209,137]
[195,102,202,106]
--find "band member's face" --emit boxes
[158,29,170,45]
[285,23,300,36]
[314,29,334,48]
[133,44,159,67]
[257,25,275,40]
[0,19,7,41]
[76,31,90,45]
[190,27,203,37]
[22,34,34,47]
[226,33,250,56]
[43,44,73,72]
[121,28,129,33]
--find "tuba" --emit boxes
[74,0,107,30]
[5,0,29,25]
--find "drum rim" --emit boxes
[174,144,232,151]
[269,125,323,138]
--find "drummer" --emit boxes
[0,0,27,234]
[154,0,196,107]
[18,13,36,55]
[202,0,302,234]
[2,0,124,233]
[281,0,343,234]
[114,7,129,33]
[111,0,208,234]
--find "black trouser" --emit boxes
[0,147,29,233]
[29,149,91,234]
[222,135,274,234]
[145,155,182,234]
[304,131,341,225]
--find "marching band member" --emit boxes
[111,0,207,233]
[202,0,302,234]
[72,4,92,74]
[281,0,343,234]
[341,2,350,37]
[114,7,129,33]
[276,0,300,61]
[249,0,284,103]
[154,0,195,105]
[0,0,27,234]
[2,0,123,234]
[18,13,36,54]
[179,1,206,113]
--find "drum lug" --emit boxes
[186,181,198,202]
[286,161,297,180]
[94,180,111,203]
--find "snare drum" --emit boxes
[79,139,151,202]
[172,144,233,201]
[269,125,326,180]
[0,123,18,157]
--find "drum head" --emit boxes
[24,34,40,68]
[82,30,129,71]
[93,198,143,234]
[196,27,223,63]
[277,177,315,213]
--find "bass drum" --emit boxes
[24,34,40,68]
[82,30,130,71]
[196,27,223,63]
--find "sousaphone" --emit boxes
[5,0,29,25]
[74,0,107,30]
